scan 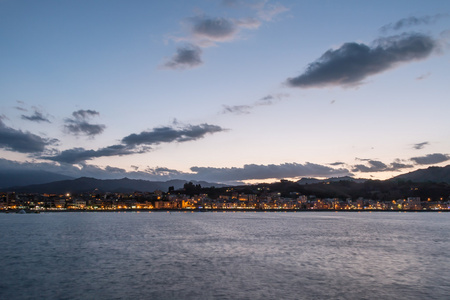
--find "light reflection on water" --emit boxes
[1,211,449,300]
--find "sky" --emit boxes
[1,0,450,185]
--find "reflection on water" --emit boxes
[1,212,449,300]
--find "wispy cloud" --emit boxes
[352,159,413,173]
[163,1,288,70]
[14,106,27,112]
[416,72,431,80]
[0,119,53,153]
[256,2,288,21]
[221,93,289,115]
[221,105,252,115]
[21,110,51,123]
[286,33,437,88]
[413,141,429,150]
[64,109,106,137]
[380,14,448,33]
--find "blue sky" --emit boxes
[1,0,450,184]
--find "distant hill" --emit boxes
[0,169,74,189]
[297,176,366,185]
[1,177,226,194]
[391,165,450,184]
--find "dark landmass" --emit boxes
[1,165,449,201]
[0,169,74,188]
[392,165,450,183]
[297,176,366,185]
[1,177,226,194]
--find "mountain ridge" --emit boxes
[2,165,450,194]
[1,176,226,194]
[391,165,450,183]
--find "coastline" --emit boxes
[1,208,448,213]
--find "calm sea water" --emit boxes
[1,211,449,300]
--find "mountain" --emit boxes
[1,177,226,194]
[391,165,450,184]
[0,169,74,189]
[297,176,366,185]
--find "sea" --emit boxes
[1,211,449,300]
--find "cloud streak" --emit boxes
[0,158,351,183]
[189,162,352,182]
[43,145,141,164]
[21,111,50,123]
[352,159,413,173]
[413,141,429,150]
[286,33,437,88]
[221,105,252,115]
[380,14,448,33]
[44,123,225,164]
[221,93,289,115]
[122,123,224,146]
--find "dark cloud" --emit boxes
[21,111,51,123]
[0,119,51,153]
[0,157,352,185]
[410,153,450,165]
[413,141,429,150]
[44,123,224,164]
[64,109,105,137]
[164,44,203,69]
[329,162,346,166]
[192,17,237,40]
[190,162,351,182]
[286,33,436,88]
[43,145,139,164]
[380,14,448,33]
[72,109,99,119]
[0,158,152,181]
[390,162,414,170]
[352,160,413,172]
[64,121,106,137]
[122,123,224,146]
